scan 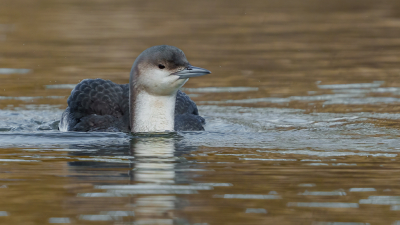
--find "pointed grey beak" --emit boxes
[172,65,211,79]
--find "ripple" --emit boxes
[218,194,281,199]
[95,184,213,190]
[0,96,64,101]
[287,202,359,208]
[298,191,346,196]
[359,196,400,205]
[318,82,383,89]
[257,150,397,157]
[391,205,400,211]
[241,158,297,161]
[298,183,316,187]
[45,84,77,89]
[0,132,129,147]
[79,215,114,221]
[0,159,40,162]
[48,218,71,223]
[0,68,31,74]
[349,188,376,192]
[182,87,258,93]
[245,208,267,213]
[313,222,370,225]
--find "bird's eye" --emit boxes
[158,64,165,69]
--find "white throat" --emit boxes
[131,91,176,132]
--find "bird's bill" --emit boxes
[173,65,211,79]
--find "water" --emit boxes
[1,0,400,224]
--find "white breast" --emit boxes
[132,91,176,132]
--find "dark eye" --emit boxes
[158,64,165,69]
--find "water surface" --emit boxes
[1,0,400,224]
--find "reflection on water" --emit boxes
[48,217,70,223]
[245,208,267,214]
[287,202,359,208]
[182,87,259,93]
[45,84,77,90]
[313,223,370,225]
[200,81,400,105]
[0,68,31,74]
[298,190,346,196]
[0,130,400,224]
[68,137,224,224]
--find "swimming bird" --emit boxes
[59,45,211,132]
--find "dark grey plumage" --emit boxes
[61,78,205,132]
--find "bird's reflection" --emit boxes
[67,135,198,224]
[129,137,178,222]
[130,138,176,184]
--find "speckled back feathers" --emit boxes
[68,79,125,119]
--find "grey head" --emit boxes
[130,45,211,96]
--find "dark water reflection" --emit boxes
[2,0,400,224]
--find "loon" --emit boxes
[59,45,211,132]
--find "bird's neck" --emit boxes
[130,91,176,133]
